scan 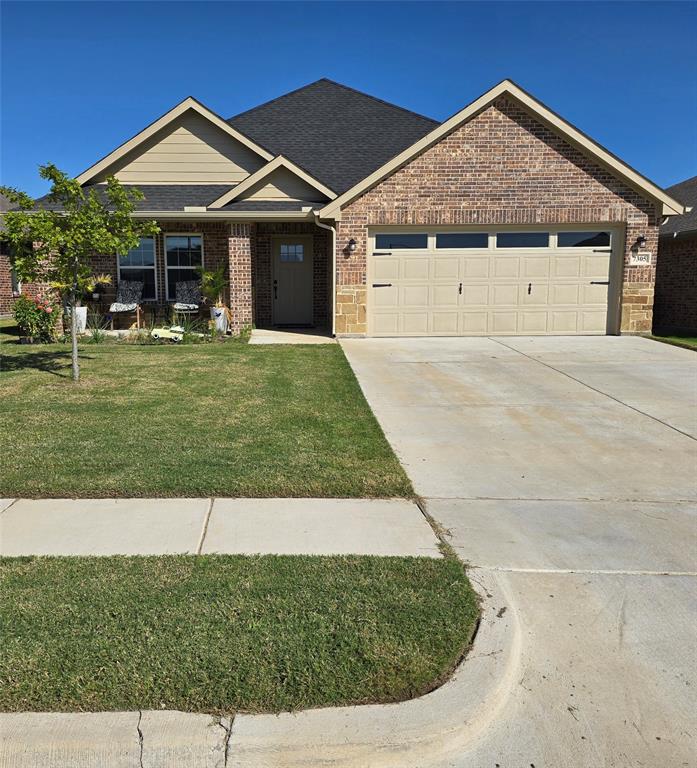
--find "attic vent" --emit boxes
[184,206,207,212]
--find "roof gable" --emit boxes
[227,79,438,194]
[76,97,273,186]
[209,155,334,208]
[320,80,686,219]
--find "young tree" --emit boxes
[1,165,159,381]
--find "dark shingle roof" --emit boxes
[227,79,439,194]
[219,200,310,211]
[34,185,233,211]
[661,176,697,237]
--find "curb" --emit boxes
[0,570,520,768]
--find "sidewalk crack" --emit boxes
[136,710,144,768]
[196,498,214,555]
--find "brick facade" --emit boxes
[653,234,697,334]
[334,96,661,335]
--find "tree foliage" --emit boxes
[1,165,159,380]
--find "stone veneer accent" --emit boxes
[334,96,662,335]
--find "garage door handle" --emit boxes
[592,249,612,253]
[372,283,392,288]
[590,281,609,285]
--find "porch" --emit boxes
[95,220,333,333]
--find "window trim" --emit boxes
[164,233,204,301]
[118,236,158,302]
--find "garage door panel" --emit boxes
[552,256,581,278]
[582,255,611,278]
[403,258,430,280]
[520,312,549,333]
[373,258,400,280]
[492,284,518,305]
[491,312,518,333]
[372,313,399,335]
[521,256,550,279]
[373,286,399,307]
[462,284,489,305]
[402,313,429,334]
[580,310,607,333]
[521,283,549,305]
[494,256,520,278]
[432,312,459,333]
[462,257,490,278]
[582,283,609,304]
[402,285,429,307]
[368,232,611,336]
[551,311,579,333]
[433,285,459,307]
[461,312,488,333]
[434,257,460,279]
[550,283,580,305]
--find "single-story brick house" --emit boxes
[2,79,686,335]
[654,176,697,335]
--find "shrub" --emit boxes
[13,294,58,342]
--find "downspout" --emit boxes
[314,213,337,336]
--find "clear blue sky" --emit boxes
[2,1,696,196]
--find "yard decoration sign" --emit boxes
[1,165,158,381]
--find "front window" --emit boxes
[165,235,203,300]
[118,237,156,300]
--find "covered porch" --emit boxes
[91,219,333,334]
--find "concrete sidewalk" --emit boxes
[0,497,440,558]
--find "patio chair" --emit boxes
[172,280,202,317]
[109,280,143,330]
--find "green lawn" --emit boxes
[0,554,478,713]
[0,322,412,497]
[651,334,697,351]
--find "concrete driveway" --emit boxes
[341,335,697,767]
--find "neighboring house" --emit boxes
[0,193,21,317]
[3,79,686,335]
[654,176,697,335]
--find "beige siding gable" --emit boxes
[94,111,266,184]
[239,166,330,202]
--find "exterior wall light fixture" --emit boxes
[348,238,357,253]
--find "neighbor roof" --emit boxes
[227,79,439,194]
[661,176,697,237]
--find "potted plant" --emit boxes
[55,272,112,334]
[196,263,230,333]
[86,273,112,302]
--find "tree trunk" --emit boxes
[70,301,79,381]
[71,262,80,382]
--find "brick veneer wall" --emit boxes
[253,222,330,328]
[334,96,661,335]
[0,246,14,316]
[653,234,697,334]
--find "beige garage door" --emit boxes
[369,230,614,336]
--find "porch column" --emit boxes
[228,223,253,333]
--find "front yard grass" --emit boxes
[0,554,478,713]
[0,322,412,497]
[651,334,697,351]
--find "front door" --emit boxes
[273,237,313,325]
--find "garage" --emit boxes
[368,229,618,336]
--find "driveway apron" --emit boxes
[341,335,697,767]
